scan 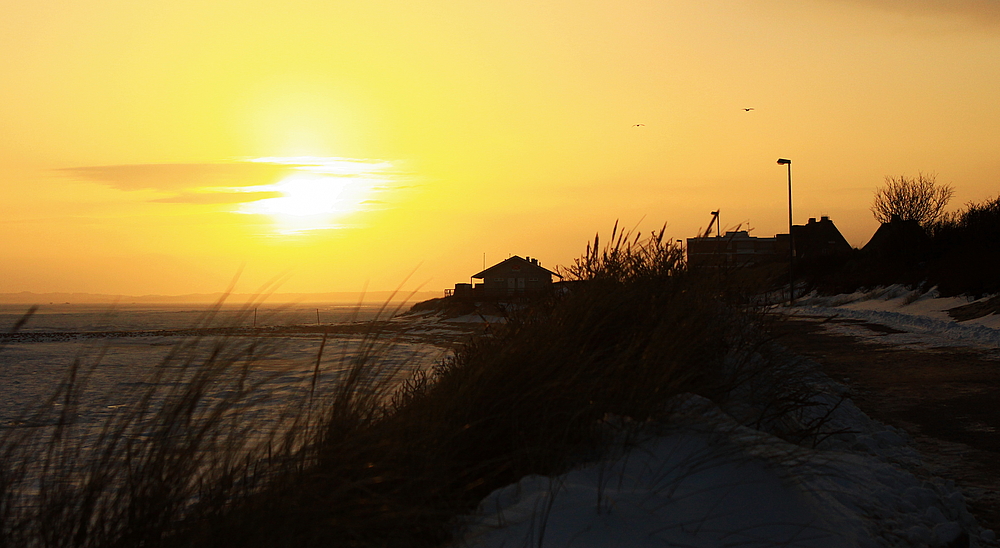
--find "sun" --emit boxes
[237,157,394,235]
[252,173,352,217]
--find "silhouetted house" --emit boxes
[686,216,852,268]
[473,256,561,297]
[449,283,474,299]
[791,216,852,261]
[686,231,782,268]
[861,215,929,260]
[448,256,562,300]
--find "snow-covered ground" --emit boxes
[460,397,990,548]
[790,286,1000,350]
[455,287,1000,547]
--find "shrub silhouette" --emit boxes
[871,173,954,226]
[928,195,1000,296]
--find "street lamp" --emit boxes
[776,158,794,303]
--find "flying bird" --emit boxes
[633,123,645,127]
[743,108,754,111]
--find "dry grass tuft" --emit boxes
[0,224,823,547]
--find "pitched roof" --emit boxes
[472,256,562,279]
[792,217,852,257]
[861,216,928,255]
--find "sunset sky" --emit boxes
[2,0,998,297]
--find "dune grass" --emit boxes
[0,225,819,547]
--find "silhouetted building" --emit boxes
[686,216,852,268]
[792,216,852,261]
[861,215,929,260]
[686,231,782,268]
[446,256,561,300]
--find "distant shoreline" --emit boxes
[0,291,442,305]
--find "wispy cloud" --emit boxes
[59,163,295,192]
[58,157,411,234]
[152,191,283,205]
[246,156,397,176]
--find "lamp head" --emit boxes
[776,158,791,165]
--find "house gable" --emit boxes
[472,256,561,280]
[792,216,852,260]
[467,255,562,297]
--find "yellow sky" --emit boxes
[2,0,999,296]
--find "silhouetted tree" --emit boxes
[871,173,954,226]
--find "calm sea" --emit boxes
[0,302,395,333]
[0,303,446,441]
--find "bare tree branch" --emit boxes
[871,173,954,225]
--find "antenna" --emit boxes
[708,210,721,238]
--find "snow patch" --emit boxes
[790,286,1000,348]
[459,392,979,548]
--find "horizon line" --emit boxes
[0,290,441,305]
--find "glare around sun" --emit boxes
[237,157,395,235]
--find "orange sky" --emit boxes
[2,0,999,297]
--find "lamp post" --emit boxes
[777,158,794,304]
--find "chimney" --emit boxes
[821,216,829,222]
[808,217,816,224]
